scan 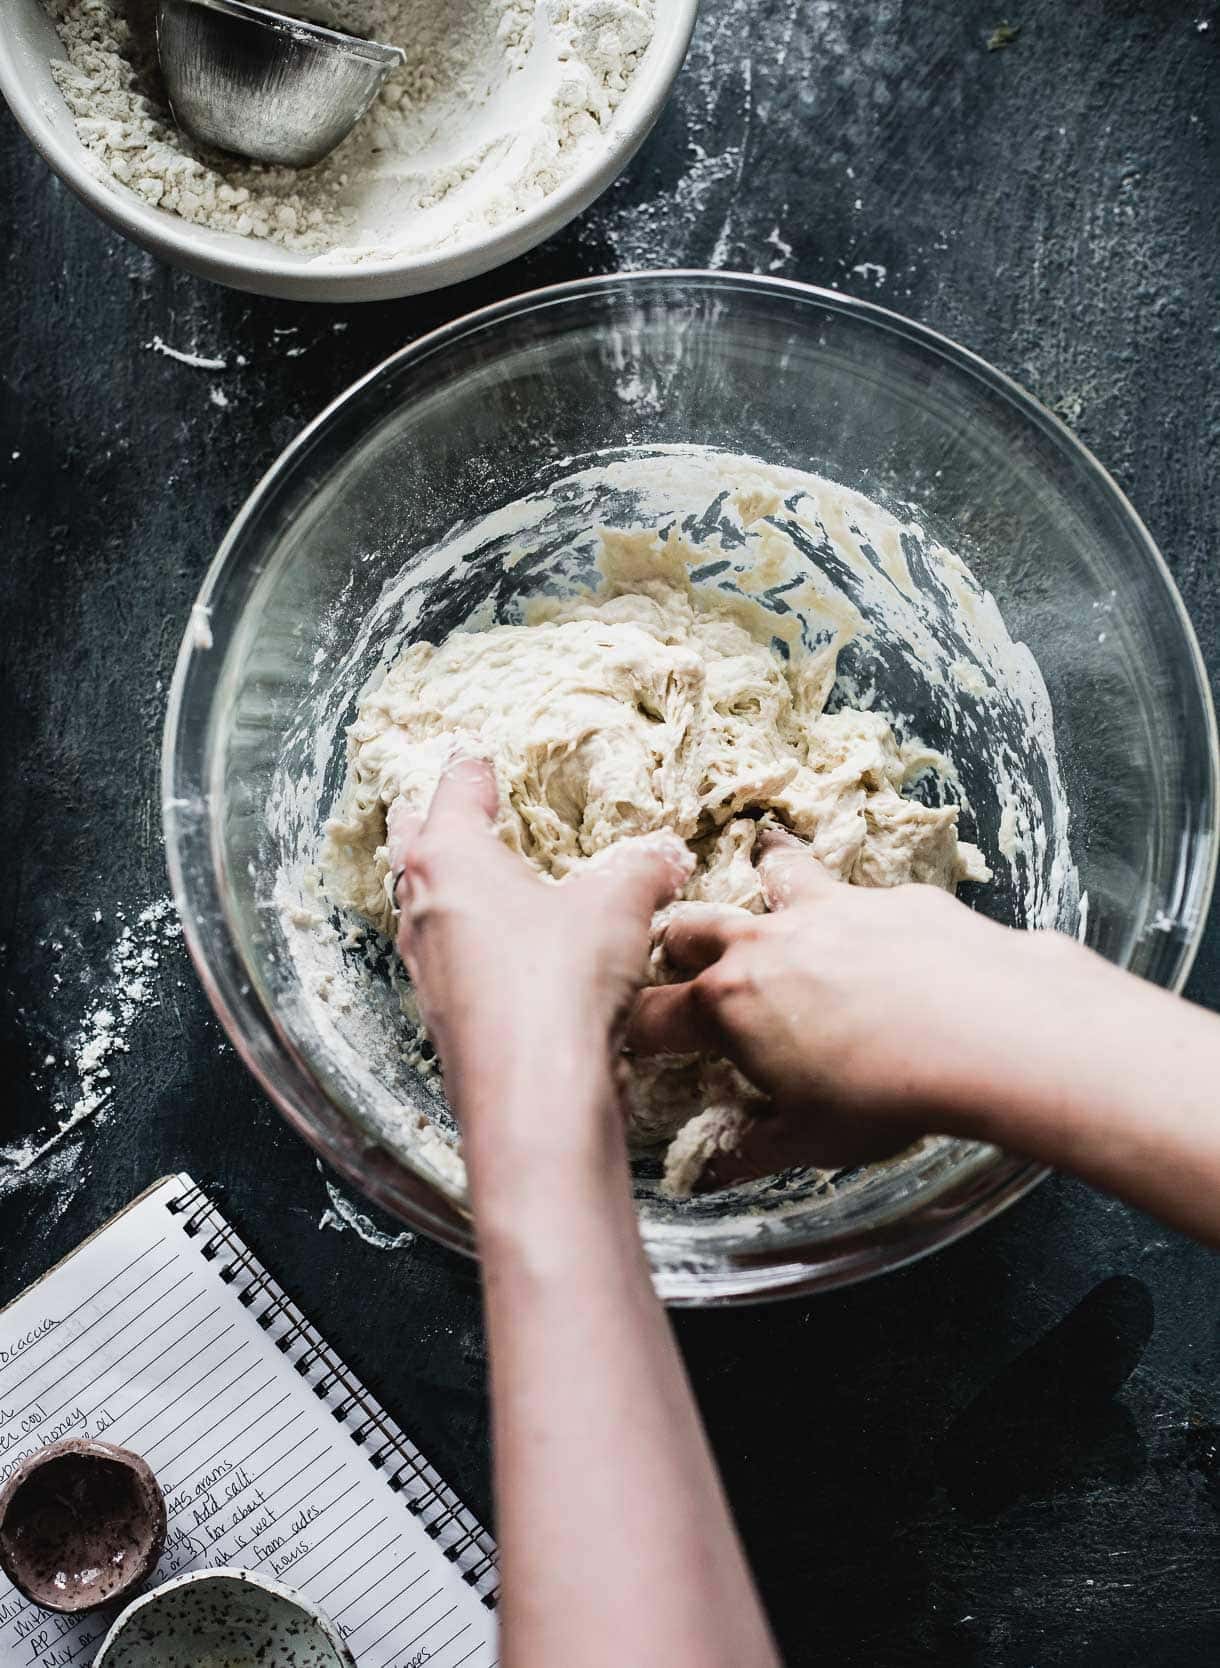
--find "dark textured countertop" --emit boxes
[3,3,1219,1663]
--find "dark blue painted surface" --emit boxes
[2,4,1219,1662]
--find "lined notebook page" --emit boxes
[0,1174,497,1668]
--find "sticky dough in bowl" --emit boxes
[269,447,1077,1246]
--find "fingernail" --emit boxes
[442,747,488,774]
[658,832,696,867]
[758,825,805,853]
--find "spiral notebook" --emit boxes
[0,1173,497,1668]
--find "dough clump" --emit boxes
[324,531,989,1193]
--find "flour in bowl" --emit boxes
[42,0,655,260]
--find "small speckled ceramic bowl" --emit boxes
[0,1439,166,1615]
[93,1568,356,1668]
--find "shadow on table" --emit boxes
[673,1186,1162,1668]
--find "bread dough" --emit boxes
[324,530,989,1193]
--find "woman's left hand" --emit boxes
[386,755,692,1143]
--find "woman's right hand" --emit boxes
[626,829,1078,1180]
[631,829,1220,1248]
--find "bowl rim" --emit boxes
[0,0,699,301]
[162,270,1220,1303]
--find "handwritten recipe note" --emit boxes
[0,1175,497,1668]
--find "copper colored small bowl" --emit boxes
[0,1439,166,1615]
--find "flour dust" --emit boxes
[2,899,186,1198]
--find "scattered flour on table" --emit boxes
[2,899,184,1194]
[42,0,655,261]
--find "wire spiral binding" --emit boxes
[166,1182,207,1219]
[165,1176,499,1608]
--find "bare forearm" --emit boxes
[938,934,1220,1246]
[465,1070,780,1668]
[383,766,766,1658]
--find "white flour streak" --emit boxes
[146,337,228,370]
[766,224,793,269]
[707,56,751,269]
[318,1169,415,1251]
[190,603,214,651]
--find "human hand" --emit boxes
[627,830,1051,1182]
[387,756,693,1149]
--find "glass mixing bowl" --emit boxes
[163,273,1218,1304]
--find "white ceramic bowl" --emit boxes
[0,0,698,302]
